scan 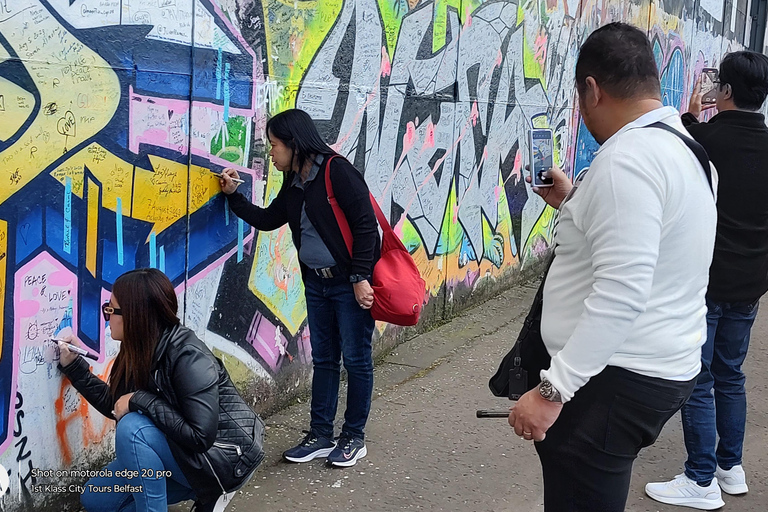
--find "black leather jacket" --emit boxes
[60,324,264,504]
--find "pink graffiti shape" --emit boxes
[48,270,74,286]
[425,121,435,148]
[380,47,391,77]
[403,121,417,153]
[17,300,40,318]
[534,32,548,66]
[470,102,479,127]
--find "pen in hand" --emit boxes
[210,171,245,184]
[52,339,99,361]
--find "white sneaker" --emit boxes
[715,465,749,495]
[645,473,725,510]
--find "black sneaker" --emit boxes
[283,431,336,463]
[326,436,367,467]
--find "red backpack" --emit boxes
[324,156,426,326]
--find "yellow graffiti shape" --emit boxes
[50,143,136,207]
[0,76,35,141]
[0,219,6,354]
[0,0,120,206]
[51,144,222,237]
[133,156,221,236]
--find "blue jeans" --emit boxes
[304,271,375,440]
[682,298,759,485]
[81,412,196,512]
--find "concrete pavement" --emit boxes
[177,283,768,511]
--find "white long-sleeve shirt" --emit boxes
[540,107,717,402]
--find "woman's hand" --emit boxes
[219,168,241,195]
[526,164,572,209]
[57,335,81,367]
[113,392,135,422]
[353,281,374,309]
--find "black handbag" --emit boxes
[489,257,553,400]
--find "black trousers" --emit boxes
[535,366,696,512]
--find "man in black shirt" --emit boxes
[646,51,768,510]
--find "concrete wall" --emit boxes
[0,0,753,509]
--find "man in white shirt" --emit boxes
[508,22,717,511]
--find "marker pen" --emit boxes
[209,170,245,184]
[52,339,98,361]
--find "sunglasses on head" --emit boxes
[102,302,122,321]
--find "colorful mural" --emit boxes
[0,0,759,509]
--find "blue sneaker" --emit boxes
[283,431,336,463]
[326,436,367,467]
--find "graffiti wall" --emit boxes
[0,0,759,508]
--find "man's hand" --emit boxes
[353,280,374,309]
[219,168,241,195]
[526,164,572,209]
[113,392,135,422]
[688,76,717,119]
[508,387,563,442]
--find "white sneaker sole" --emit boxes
[644,490,724,510]
[717,480,748,495]
[212,491,236,512]
[283,446,335,463]
[329,445,368,467]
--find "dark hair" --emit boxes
[575,22,661,100]
[109,268,179,399]
[719,51,768,110]
[266,109,336,174]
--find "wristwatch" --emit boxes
[538,378,563,403]
[349,274,369,283]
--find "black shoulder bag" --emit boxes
[489,122,713,400]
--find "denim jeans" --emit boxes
[682,298,759,485]
[304,270,375,440]
[535,366,695,512]
[81,412,196,512]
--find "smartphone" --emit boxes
[701,68,719,105]
[528,129,554,188]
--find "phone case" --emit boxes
[701,68,719,104]
[529,129,555,188]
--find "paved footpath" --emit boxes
[175,284,768,511]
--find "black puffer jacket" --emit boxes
[59,324,265,505]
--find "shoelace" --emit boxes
[670,474,694,487]
[300,429,318,446]
[335,435,355,451]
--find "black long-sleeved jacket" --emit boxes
[682,110,768,302]
[226,154,381,278]
[59,324,264,505]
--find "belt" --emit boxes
[313,265,342,279]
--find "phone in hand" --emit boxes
[528,129,555,188]
[700,68,719,105]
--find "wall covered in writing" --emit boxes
[0,0,753,509]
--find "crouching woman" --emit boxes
[58,268,264,512]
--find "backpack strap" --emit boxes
[647,121,714,195]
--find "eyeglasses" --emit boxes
[102,303,122,321]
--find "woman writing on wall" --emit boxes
[220,108,380,467]
[58,268,264,512]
